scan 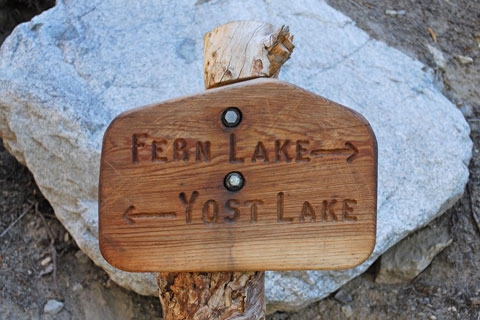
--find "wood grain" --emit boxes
[99,78,377,272]
[203,21,294,89]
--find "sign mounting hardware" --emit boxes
[222,107,242,128]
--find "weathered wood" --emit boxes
[156,22,289,319]
[203,21,294,89]
[157,272,265,320]
[98,79,377,271]
[99,20,376,320]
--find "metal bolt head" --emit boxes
[228,174,242,187]
[225,110,238,124]
[222,107,242,127]
[224,171,245,191]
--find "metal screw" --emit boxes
[222,107,242,128]
[224,171,245,191]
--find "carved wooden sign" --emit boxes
[99,79,377,272]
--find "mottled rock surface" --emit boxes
[0,0,471,313]
[375,224,453,284]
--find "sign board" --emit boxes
[99,79,377,272]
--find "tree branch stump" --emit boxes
[157,21,294,320]
[203,21,294,89]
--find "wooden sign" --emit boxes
[99,78,377,272]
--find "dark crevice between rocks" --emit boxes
[0,0,55,45]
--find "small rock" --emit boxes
[44,299,64,315]
[105,278,113,288]
[427,44,447,70]
[429,315,437,320]
[456,55,473,65]
[376,225,452,284]
[334,289,353,304]
[40,256,51,266]
[385,9,406,16]
[74,250,89,264]
[472,296,480,305]
[72,283,83,292]
[341,305,353,319]
[448,306,457,312]
[460,105,474,118]
[64,232,70,242]
[38,264,54,277]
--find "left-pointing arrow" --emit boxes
[122,205,176,225]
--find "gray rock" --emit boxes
[375,225,452,284]
[0,0,471,313]
[460,104,474,118]
[334,289,353,304]
[341,305,354,319]
[385,9,406,17]
[427,44,447,70]
[72,283,84,292]
[74,250,90,265]
[456,55,474,65]
[44,300,63,315]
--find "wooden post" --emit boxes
[156,21,294,320]
[157,272,265,320]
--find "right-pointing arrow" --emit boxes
[310,142,359,163]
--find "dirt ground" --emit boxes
[0,0,479,319]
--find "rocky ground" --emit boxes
[0,0,479,319]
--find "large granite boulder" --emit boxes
[0,0,471,313]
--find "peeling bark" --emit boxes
[157,272,265,320]
[203,21,294,89]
